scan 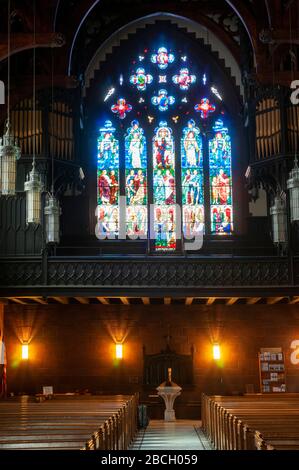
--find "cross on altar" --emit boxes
[194,98,216,119]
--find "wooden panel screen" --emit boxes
[11,98,42,155]
[287,104,299,153]
[49,102,74,161]
[255,98,281,159]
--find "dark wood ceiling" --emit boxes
[0,0,297,125]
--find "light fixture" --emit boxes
[0,0,21,196]
[25,160,42,225]
[287,156,299,222]
[270,195,287,244]
[213,344,221,360]
[0,122,21,196]
[44,195,61,244]
[44,50,61,244]
[115,343,123,360]
[25,3,42,225]
[22,344,29,360]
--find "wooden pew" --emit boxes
[201,393,299,451]
[0,394,139,450]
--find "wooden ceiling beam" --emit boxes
[120,297,130,305]
[97,297,110,305]
[289,297,299,305]
[247,297,261,305]
[74,297,90,305]
[51,297,69,305]
[185,297,194,306]
[267,297,284,305]
[226,297,239,306]
[31,297,48,305]
[142,297,150,305]
[9,298,27,305]
[0,33,65,62]
[206,297,216,306]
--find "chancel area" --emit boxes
[0,0,299,452]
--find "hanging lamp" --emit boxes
[44,49,61,244]
[0,122,21,195]
[287,156,299,223]
[25,1,42,224]
[0,0,21,196]
[270,195,287,244]
[44,195,61,244]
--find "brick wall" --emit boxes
[3,303,299,418]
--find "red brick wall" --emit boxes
[3,303,299,417]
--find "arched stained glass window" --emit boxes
[209,120,233,234]
[95,39,234,251]
[153,122,176,251]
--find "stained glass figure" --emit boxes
[154,206,176,251]
[153,169,176,205]
[194,98,216,119]
[183,205,204,239]
[125,120,147,169]
[111,98,132,119]
[151,89,175,112]
[127,206,147,237]
[126,169,147,205]
[153,122,175,169]
[151,47,175,70]
[98,169,119,205]
[153,122,176,251]
[97,121,119,170]
[209,119,233,234]
[130,68,153,92]
[172,68,196,91]
[182,169,203,205]
[181,119,202,168]
[97,206,119,237]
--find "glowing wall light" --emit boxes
[115,343,123,359]
[22,344,29,360]
[213,344,221,360]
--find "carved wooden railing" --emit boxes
[0,256,291,296]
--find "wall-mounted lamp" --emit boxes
[115,343,123,360]
[213,344,221,360]
[22,344,29,360]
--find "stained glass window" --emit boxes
[181,119,204,239]
[153,122,176,251]
[97,42,234,249]
[209,119,233,234]
[125,120,148,238]
[97,121,119,238]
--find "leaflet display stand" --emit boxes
[259,347,286,393]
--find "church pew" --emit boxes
[0,394,138,450]
[201,394,299,451]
